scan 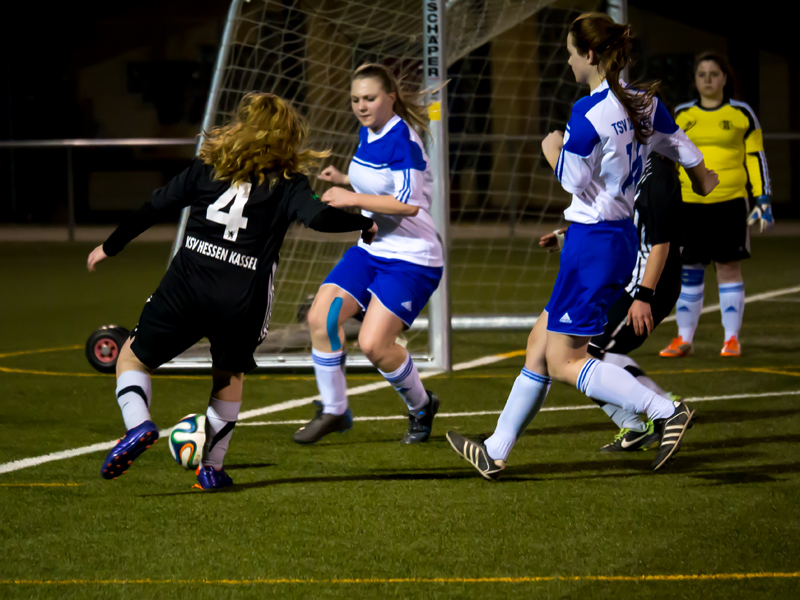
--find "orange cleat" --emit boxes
[720,336,741,357]
[659,336,693,358]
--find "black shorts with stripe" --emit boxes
[680,197,751,265]
[588,270,681,358]
[129,269,273,373]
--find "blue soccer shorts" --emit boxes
[545,219,638,337]
[322,246,443,327]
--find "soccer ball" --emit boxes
[168,414,206,469]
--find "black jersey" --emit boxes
[156,159,328,315]
[103,158,371,321]
[103,159,372,372]
[625,154,682,295]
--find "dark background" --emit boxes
[1,0,797,224]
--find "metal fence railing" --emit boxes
[1,132,798,241]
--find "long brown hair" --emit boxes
[569,13,658,144]
[694,51,735,102]
[353,64,430,136]
[198,92,328,187]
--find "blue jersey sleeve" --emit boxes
[653,99,679,135]
[557,109,600,195]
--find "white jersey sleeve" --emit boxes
[389,148,428,208]
[648,99,703,169]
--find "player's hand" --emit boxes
[747,195,774,233]
[361,221,378,245]
[539,229,566,253]
[542,130,564,154]
[318,165,348,185]
[692,167,720,197]
[321,187,356,208]
[627,300,654,337]
[87,245,108,272]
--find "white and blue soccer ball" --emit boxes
[168,414,206,469]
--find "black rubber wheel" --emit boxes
[85,325,130,374]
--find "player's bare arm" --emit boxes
[321,186,419,217]
[318,164,350,186]
[542,131,564,170]
[627,242,670,336]
[684,160,720,197]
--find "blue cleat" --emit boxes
[194,465,234,490]
[101,420,159,480]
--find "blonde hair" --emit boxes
[198,92,328,187]
[353,64,430,135]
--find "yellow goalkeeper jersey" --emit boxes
[674,99,771,204]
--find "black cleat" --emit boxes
[293,401,353,445]
[600,421,659,453]
[402,390,439,444]
[652,401,695,470]
[446,431,505,480]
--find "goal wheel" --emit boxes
[85,325,130,374]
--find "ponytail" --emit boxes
[569,13,658,145]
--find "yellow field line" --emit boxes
[0,483,81,487]
[747,367,800,378]
[3,363,800,381]
[0,345,82,359]
[2,572,798,585]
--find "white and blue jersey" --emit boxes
[546,81,704,336]
[348,114,443,268]
[556,80,703,224]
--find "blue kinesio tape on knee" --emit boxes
[681,266,705,286]
[326,297,343,351]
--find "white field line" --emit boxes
[2,283,799,476]
[238,389,800,426]
[0,352,513,475]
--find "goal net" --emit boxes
[164,0,599,371]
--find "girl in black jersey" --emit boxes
[87,93,376,490]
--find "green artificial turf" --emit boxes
[1,238,799,599]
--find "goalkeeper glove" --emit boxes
[747,195,774,233]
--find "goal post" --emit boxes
[162,0,600,372]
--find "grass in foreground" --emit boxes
[1,238,800,599]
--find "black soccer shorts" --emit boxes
[130,278,267,373]
[680,197,751,265]
[588,273,681,358]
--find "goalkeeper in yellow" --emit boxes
[660,52,772,359]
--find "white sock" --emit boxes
[312,349,348,416]
[485,368,552,461]
[719,282,745,341]
[601,404,648,432]
[579,359,675,421]
[601,352,668,396]
[116,370,152,430]
[379,351,428,411]
[202,397,241,470]
[676,265,704,343]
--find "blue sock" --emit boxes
[485,368,551,461]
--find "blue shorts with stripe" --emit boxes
[322,246,443,327]
[545,220,638,337]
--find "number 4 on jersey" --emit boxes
[206,183,251,242]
